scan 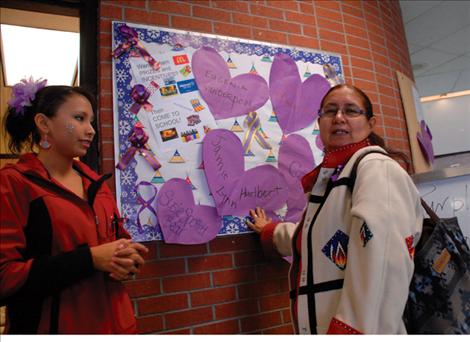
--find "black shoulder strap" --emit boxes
[347,150,439,222]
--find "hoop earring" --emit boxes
[39,134,51,149]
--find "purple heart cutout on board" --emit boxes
[416,119,434,164]
[156,178,221,244]
[192,46,270,120]
[203,129,288,216]
[278,134,316,222]
[270,53,331,134]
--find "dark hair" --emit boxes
[320,84,410,171]
[4,86,96,154]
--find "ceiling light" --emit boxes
[421,90,470,102]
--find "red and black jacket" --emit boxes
[0,153,136,334]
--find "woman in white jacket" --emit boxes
[248,84,423,334]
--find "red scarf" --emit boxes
[301,139,371,193]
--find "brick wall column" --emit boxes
[98,0,412,334]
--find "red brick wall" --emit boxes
[98,0,413,334]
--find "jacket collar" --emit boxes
[322,139,371,168]
[301,139,371,192]
[9,153,101,182]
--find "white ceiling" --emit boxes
[399,0,470,97]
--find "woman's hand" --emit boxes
[246,207,272,234]
[110,242,148,280]
[90,239,148,281]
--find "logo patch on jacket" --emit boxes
[322,230,349,270]
[405,234,415,259]
[360,222,373,247]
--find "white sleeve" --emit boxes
[329,157,423,334]
[272,221,298,256]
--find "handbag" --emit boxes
[403,199,470,334]
[349,150,470,334]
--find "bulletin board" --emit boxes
[396,71,433,174]
[111,21,344,243]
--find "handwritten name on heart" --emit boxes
[269,53,330,134]
[192,46,269,120]
[156,178,221,244]
[203,129,288,216]
[278,134,316,222]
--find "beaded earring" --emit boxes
[39,134,51,149]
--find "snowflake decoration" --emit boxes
[125,223,140,237]
[116,69,129,84]
[190,35,202,47]
[137,31,145,41]
[218,39,230,52]
[243,45,252,55]
[123,110,134,121]
[130,188,138,199]
[268,46,278,55]
[123,58,131,69]
[235,44,244,54]
[122,203,136,218]
[148,29,160,39]
[119,120,132,135]
[321,53,330,62]
[120,140,131,153]
[225,222,240,234]
[161,34,171,44]
[314,56,321,64]
[146,229,162,241]
[291,48,300,59]
[117,88,125,99]
[120,169,135,186]
[122,102,133,115]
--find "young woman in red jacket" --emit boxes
[0,78,148,333]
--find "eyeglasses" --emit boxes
[318,105,367,118]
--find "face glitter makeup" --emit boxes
[65,122,75,134]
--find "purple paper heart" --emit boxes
[416,119,434,164]
[156,178,221,244]
[192,46,269,120]
[270,54,331,134]
[278,134,316,222]
[203,129,288,216]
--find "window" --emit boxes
[1,24,79,86]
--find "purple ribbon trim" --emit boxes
[129,84,153,115]
[116,123,161,171]
[112,24,160,70]
[135,181,158,233]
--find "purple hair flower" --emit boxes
[8,77,47,115]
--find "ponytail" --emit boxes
[368,131,410,172]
